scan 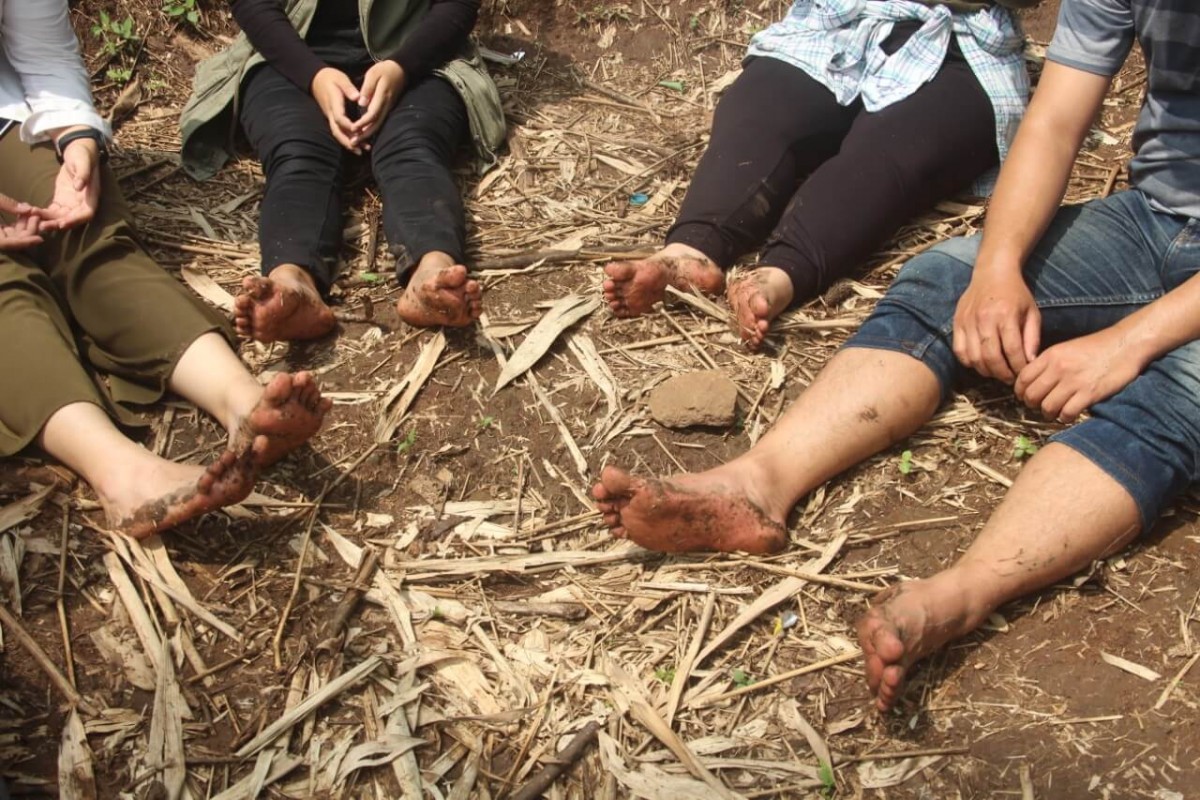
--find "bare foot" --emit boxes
[590,464,787,553]
[727,266,794,351]
[234,264,336,342]
[396,253,482,327]
[603,243,724,317]
[105,449,255,539]
[857,575,988,712]
[230,371,331,468]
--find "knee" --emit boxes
[260,135,342,178]
[886,238,977,308]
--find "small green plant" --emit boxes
[163,0,201,27]
[818,761,836,797]
[688,13,701,31]
[477,415,495,430]
[654,666,675,685]
[1013,435,1038,460]
[897,449,914,475]
[106,66,133,84]
[396,429,417,455]
[731,668,754,688]
[91,11,137,58]
[430,606,444,620]
[658,79,686,92]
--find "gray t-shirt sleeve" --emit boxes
[1046,0,1136,77]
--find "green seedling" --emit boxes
[654,666,675,685]
[897,449,914,475]
[358,271,383,284]
[106,66,133,84]
[396,429,417,455]
[477,415,495,430]
[818,760,836,797]
[689,14,701,31]
[658,79,686,92]
[731,668,754,688]
[1013,435,1038,460]
[163,0,201,26]
[91,11,137,58]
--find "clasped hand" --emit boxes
[0,139,100,249]
[954,271,1142,422]
[311,61,406,155]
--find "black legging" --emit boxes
[239,63,468,293]
[667,36,999,305]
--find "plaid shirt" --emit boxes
[747,0,1029,194]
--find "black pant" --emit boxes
[239,64,468,293]
[668,44,999,305]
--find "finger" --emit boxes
[1023,306,1042,363]
[1013,355,1046,399]
[979,326,1015,383]
[1058,392,1090,423]
[353,91,388,136]
[951,323,971,368]
[335,73,360,104]
[1040,383,1073,421]
[1017,370,1055,410]
[999,317,1028,376]
[327,116,360,154]
[359,68,381,109]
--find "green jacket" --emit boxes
[179,0,506,180]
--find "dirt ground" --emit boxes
[3,0,1198,798]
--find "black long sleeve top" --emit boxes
[229,0,480,90]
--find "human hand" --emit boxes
[1013,327,1143,422]
[311,67,362,153]
[39,138,101,232]
[0,192,43,250]
[350,60,406,147]
[952,267,1041,383]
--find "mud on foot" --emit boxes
[591,464,787,553]
[602,244,724,318]
[396,259,482,328]
[231,371,331,468]
[727,266,794,351]
[234,265,337,343]
[109,449,255,539]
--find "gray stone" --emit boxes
[648,370,738,429]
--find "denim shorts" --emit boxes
[846,189,1200,530]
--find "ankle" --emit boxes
[267,263,319,292]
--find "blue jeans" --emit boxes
[847,190,1200,529]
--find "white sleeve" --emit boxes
[2,0,111,142]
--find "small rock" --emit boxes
[648,370,737,429]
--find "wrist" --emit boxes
[54,128,108,164]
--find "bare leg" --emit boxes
[37,402,255,539]
[857,443,1140,712]
[593,347,940,552]
[234,263,337,342]
[727,266,794,351]
[602,242,725,317]
[395,250,482,328]
[169,332,331,467]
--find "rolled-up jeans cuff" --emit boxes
[1048,424,1159,532]
[842,317,959,404]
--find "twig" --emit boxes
[833,745,971,765]
[475,246,656,272]
[317,545,380,649]
[57,507,76,688]
[509,721,603,800]
[692,650,862,708]
[1153,652,1200,710]
[0,602,96,715]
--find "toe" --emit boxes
[245,275,273,300]
[262,372,296,407]
[604,261,635,281]
[598,464,634,497]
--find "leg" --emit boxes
[859,445,1140,711]
[729,43,998,349]
[370,76,480,328]
[604,57,857,316]
[235,65,340,341]
[594,346,943,552]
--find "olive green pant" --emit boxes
[0,127,231,456]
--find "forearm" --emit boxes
[975,62,1111,278]
[1108,272,1200,370]
[231,0,326,90]
[388,0,478,78]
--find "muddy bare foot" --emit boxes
[857,575,987,712]
[106,450,255,539]
[234,265,336,343]
[591,464,787,553]
[231,371,331,468]
[603,243,724,317]
[396,254,482,328]
[727,266,794,351]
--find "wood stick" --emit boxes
[317,545,380,649]
[509,721,602,800]
[475,245,656,272]
[56,508,76,688]
[691,650,862,709]
[0,602,96,715]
